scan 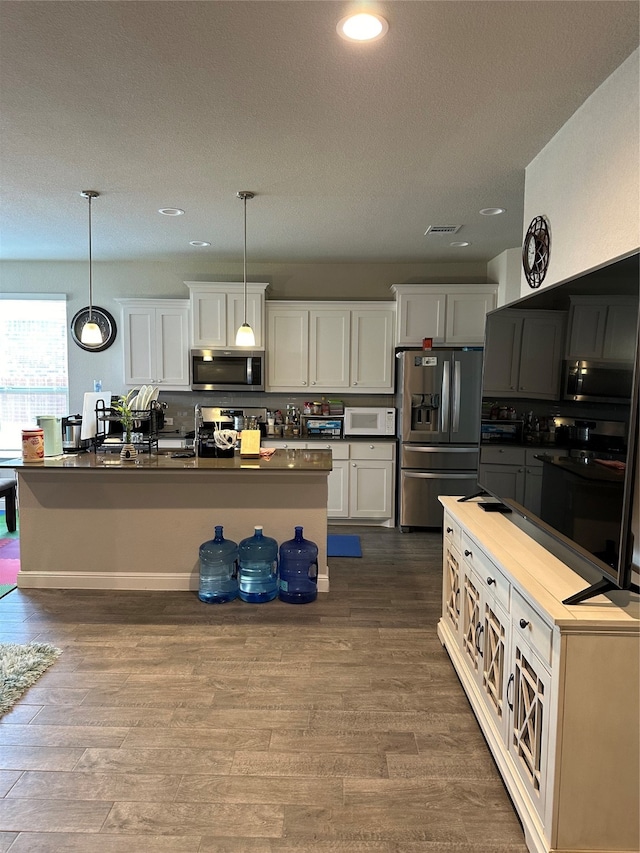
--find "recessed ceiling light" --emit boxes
[450,241,471,247]
[189,241,211,247]
[158,208,185,216]
[337,12,389,42]
[479,207,506,216]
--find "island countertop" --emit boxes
[1,447,332,473]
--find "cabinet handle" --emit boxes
[369,444,374,450]
[352,463,357,468]
[302,381,307,385]
[507,673,514,710]
[311,380,316,385]
[486,577,495,586]
[446,526,453,534]
[464,549,472,557]
[475,623,484,656]
[455,588,460,616]
[519,618,530,629]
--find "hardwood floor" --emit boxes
[0,525,528,852]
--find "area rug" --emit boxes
[0,642,62,716]
[327,534,362,557]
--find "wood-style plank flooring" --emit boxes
[0,525,528,852]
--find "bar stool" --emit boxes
[0,478,17,533]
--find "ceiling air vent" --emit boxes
[424,225,461,235]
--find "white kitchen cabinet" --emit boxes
[483,309,566,399]
[268,439,395,525]
[438,497,639,853]
[344,443,395,524]
[117,298,190,389]
[186,282,268,349]
[566,296,637,361]
[266,302,395,392]
[350,306,395,389]
[391,284,497,346]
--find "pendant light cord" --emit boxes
[87,193,93,322]
[243,193,247,324]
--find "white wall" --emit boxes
[522,48,639,295]
[487,247,521,307]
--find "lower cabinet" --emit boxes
[478,446,565,518]
[438,497,639,853]
[269,440,395,525]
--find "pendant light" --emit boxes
[235,190,256,347]
[80,190,102,345]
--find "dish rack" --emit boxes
[94,400,165,454]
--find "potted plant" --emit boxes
[111,395,137,460]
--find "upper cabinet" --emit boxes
[391,284,497,346]
[266,301,395,393]
[483,308,566,399]
[185,282,269,349]
[565,296,637,362]
[116,298,190,389]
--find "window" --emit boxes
[0,295,69,451]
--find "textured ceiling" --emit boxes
[0,1,638,264]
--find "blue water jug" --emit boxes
[278,526,318,604]
[238,525,278,603]
[198,525,239,603]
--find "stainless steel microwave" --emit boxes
[190,349,265,392]
[563,359,634,404]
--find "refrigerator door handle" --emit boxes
[441,360,450,434]
[452,359,461,433]
[402,472,474,479]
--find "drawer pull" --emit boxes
[464,549,472,557]
[486,576,495,585]
[519,618,530,629]
[446,526,453,534]
[507,673,514,710]
[455,588,460,616]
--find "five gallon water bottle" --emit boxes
[198,525,239,603]
[238,525,278,603]
[278,526,318,604]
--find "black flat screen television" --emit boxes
[474,252,639,605]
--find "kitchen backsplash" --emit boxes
[158,391,396,437]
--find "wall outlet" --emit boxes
[165,417,174,425]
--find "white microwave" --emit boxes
[344,407,396,437]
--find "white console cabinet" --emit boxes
[438,497,639,853]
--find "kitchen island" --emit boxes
[2,449,332,592]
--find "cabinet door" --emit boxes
[327,460,349,517]
[482,311,522,394]
[443,540,462,637]
[518,314,565,399]
[309,309,350,389]
[155,306,190,386]
[227,292,264,349]
[479,463,525,505]
[523,466,543,518]
[566,302,607,359]
[480,596,510,743]
[603,303,638,361]
[445,291,496,345]
[507,640,551,820]
[266,308,309,389]
[123,305,155,385]
[191,291,226,348]
[349,459,394,519]
[396,292,446,346]
[461,566,482,678]
[350,308,395,390]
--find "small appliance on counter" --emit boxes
[343,407,396,437]
[36,415,63,456]
[195,406,267,457]
[62,414,91,452]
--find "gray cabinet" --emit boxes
[566,296,637,361]
[483,309,566,399]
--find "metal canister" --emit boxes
[22,428,45,462]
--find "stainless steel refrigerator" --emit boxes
[397,349,482,529]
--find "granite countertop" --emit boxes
[538,454,625,483]
[1,448,332,473]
